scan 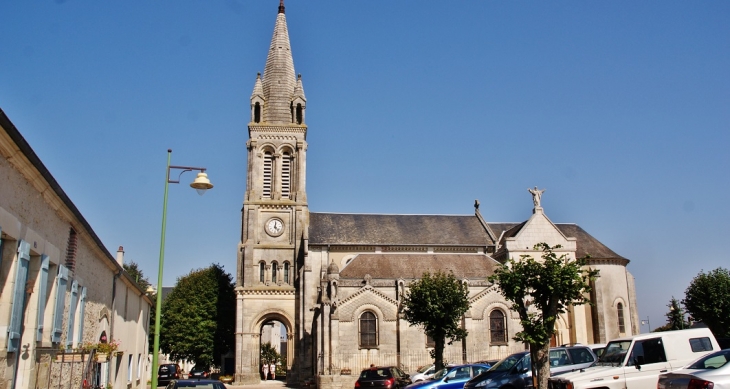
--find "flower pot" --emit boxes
[96,353,109,362]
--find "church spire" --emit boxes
[261,0,297,124]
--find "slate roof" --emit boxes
[488,222,627,261]
[339,254,500,279]
[309,213,493,246]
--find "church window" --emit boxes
[281,152,291,199]
[283,262,290,284]
[617,303,626,334]
[272,261,278,283]
[489,310,507,344]
[259,262,265,283]
[254,102,261,123]
[296,104,303,124]
[262,152,273,198]
[359,311,378,348]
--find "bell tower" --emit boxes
[236,0,307,384]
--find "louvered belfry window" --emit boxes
[281,152,291,199]
[262,152,273,198]
[359,311,378,348]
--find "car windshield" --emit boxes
[432,368,450,380]
[417,365,433,374]
[487,354,527,373]
[596,341,631,366]
[687,350,730,370]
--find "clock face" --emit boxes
[266,218,284,236]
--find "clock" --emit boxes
[265,218,284,236]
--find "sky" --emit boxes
[1,1,728,334]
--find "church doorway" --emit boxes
[259,319,289,381]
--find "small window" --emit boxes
[489,310,507,344]
[254,102,261,123]
[617,303,625,334]
[359,311,378,348]
[689,337,714,352]
[296,104,303,124]
[259,262,265,283]
[271,262,278,283]
[283,262,290,284]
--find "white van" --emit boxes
[548,328,720,389]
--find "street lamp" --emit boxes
[150,149,213,389]
[641,317,652,332]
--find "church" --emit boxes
[234,3,639,387]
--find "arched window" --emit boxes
[359,311,378,348]
[271,261,278,283]
[262,151,273,198]
[254,102,261,123]
[283,262,290,284]
[259,262,265,283]
[489,310,507,344]
[617,303,625,334]
[280,152,291,199]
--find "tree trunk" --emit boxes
[530,342,550,389]
[434,336,445,371]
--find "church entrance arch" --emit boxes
[253,312,294,381]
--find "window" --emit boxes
[259,262,265,283]
[617,303,625,334]
[36,254,50,341]
[262,152,273,198]
[254,102,261,123]
[283,262,290,284]
[627,338,667,366]
[689,337,714,352]
[128,354,133,382]
[271,262,278,283]
[489,310,507,344]
[8,240,31,352]
[280,153,291,199]
[549,349,570,366]
[296,104,303,124]
[138,354,142,379]
[359,311,378,348]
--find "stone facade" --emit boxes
[235,4,639,388]
[0,109,152,389]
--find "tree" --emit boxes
[260,342,281,365]
[123,260,151,291]
[683,267,730,338]
[664,297,689,331]
[160,264,235,367]
[489,243,598,389]
[401,271,470,371]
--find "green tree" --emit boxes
[123,260,151,291]
[160,264,235,367]
[260,342,281,365]
[401,271,470,371]
[683,267,730,338]
[489,243,598,389]
[664,297,689,331]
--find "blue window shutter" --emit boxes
[51,265,69,343]
[77,286,87,344]
[36,254,50,342]
[66,280,79,349]
[8,240,31,352]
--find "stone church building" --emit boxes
[234,3,639,386]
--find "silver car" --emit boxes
[658,349,730,389]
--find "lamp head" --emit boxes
[190,172,214,195]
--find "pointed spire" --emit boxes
[293,74,306,101]
[261,2,296,123]
[251,72,264,100]
[278,0,285,14]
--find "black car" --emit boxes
[189,365,210,379]
[164,379,226,389]
[464,346,597,389]
[355,366,412,389]
[158,364,182,386]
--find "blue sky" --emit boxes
[1,1,728,333]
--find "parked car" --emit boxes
[407,364,491,389]
[411,364,437,383]
[189,365,211,379]
[164,379,226,389]
[549,328,720,389]
[158,364,183,386]
[587,343,607,359]
[464,345,597,389]
[355,366,412,389]
[658,349,730,389]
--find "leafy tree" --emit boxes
[489,243,598,389]
[260,342,281,365]
[683,267,730,338]
[160,264,235,367]
[401,271,470,371]
[123,260,151,291]
[664,297,689,331]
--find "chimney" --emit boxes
[116,246,125,266]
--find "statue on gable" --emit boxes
[528,186,545,207]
